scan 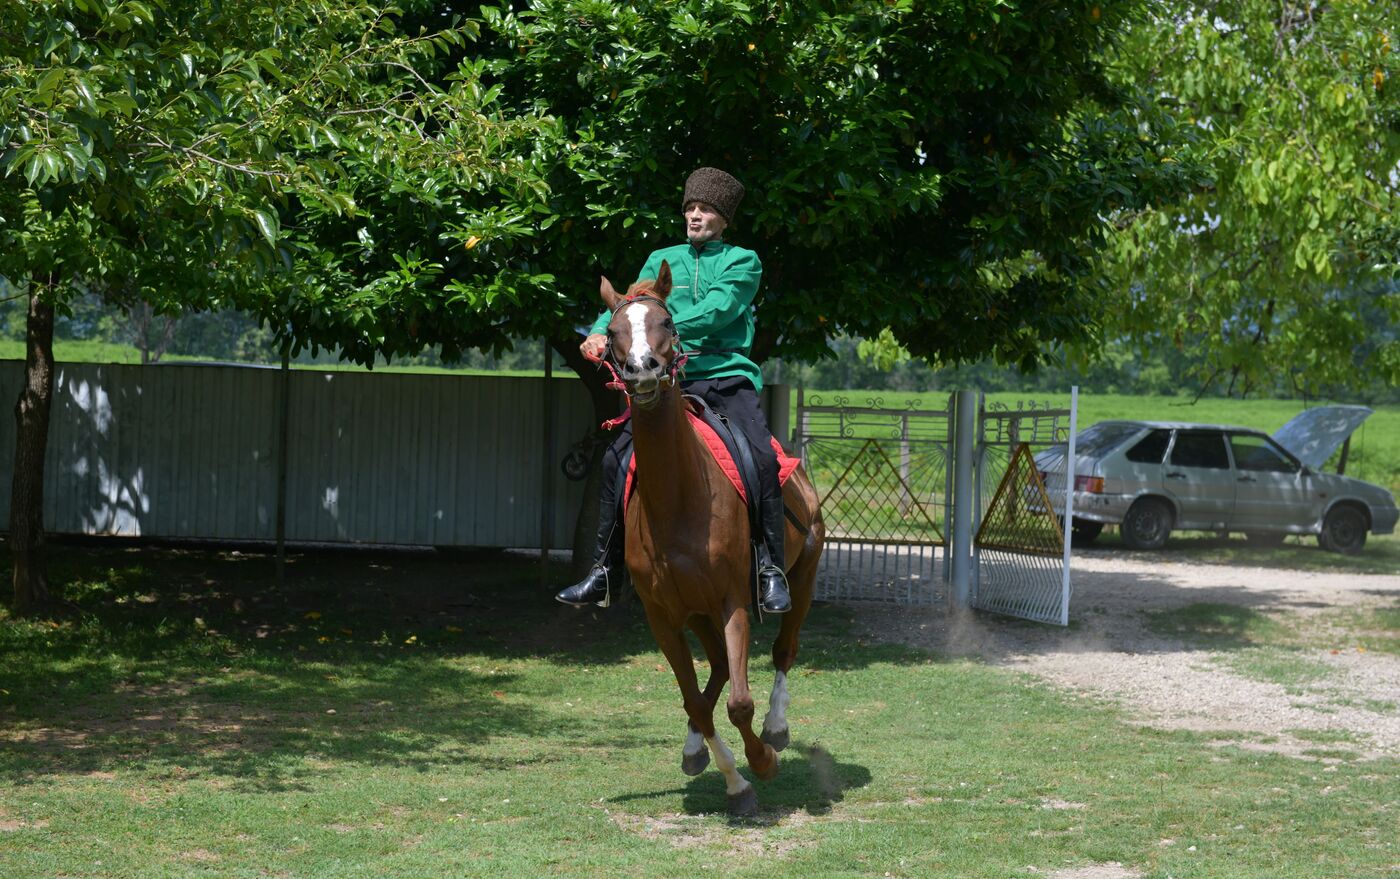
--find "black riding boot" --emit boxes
[756,491,791,615]
[555,500,623,608]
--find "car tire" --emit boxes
[1071,518,1104,546]
[1318,506,1367,555]
[1244,531,1287,547]
[1121,497,1173,550]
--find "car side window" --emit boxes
[1229,434,1299,473]
[1125,429,1171,463]
[1169,431,1230,469]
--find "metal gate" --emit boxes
[972,395,1079,625]
[793,391,952,605]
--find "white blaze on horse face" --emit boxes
[624,302,653,371]
[705,735,751,796]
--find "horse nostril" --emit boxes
[644,355,660,371]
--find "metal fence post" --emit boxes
[541,339,554,587]
[949,389,977,612]
[276,343,290,584]
[1059,386,1079,626]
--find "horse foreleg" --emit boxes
[763,535,820,753]
[647,616,715,744]
[723,606,778,783]
[681,617,730,777]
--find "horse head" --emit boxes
[599,260,683,408]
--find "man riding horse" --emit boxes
[556,167,792,615]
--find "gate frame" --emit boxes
[968,388,1079,625]
[792,389,955,605]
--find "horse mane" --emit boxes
[625,277,658,297]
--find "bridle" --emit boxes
[599,293,689,394]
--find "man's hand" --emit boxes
[580,333,608,362]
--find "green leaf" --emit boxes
[251,209,280,246]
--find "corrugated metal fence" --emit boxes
[0,361,597,548]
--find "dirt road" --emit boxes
[852,551,1400,759]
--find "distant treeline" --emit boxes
[3,292,1394,404]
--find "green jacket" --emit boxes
[590,240,764,390]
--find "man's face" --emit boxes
[684,201,728,245]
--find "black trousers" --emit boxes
[594,376,781,558]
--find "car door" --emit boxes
[1227,432,1316,531]
[1163,430,1235,528]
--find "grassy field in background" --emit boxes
[2,546,1397,879]
[0,339,557,378]
[795,388,1400,496]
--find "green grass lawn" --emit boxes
[2,547,1396,878]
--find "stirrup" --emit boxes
[757,564,791,614]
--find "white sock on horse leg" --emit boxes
[705,734,750,796]
[762,671,789,736]
[684,726,705,758]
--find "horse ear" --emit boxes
[655,260,672,301]
[600,275,622,311]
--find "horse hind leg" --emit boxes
[762,527,821,753]
[759,670,791,753]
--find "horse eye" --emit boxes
[663,319,674,330]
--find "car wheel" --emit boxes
[1071,518,1104,546]
[1244,531,1287,547]
[1319,506,1367,555]
[1121,498,1172,550]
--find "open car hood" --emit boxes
[1271,405,1373,471]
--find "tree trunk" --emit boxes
[551,334,622,576]
[10,289,57,613]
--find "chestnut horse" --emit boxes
[598,261,825,817]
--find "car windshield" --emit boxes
[1072,423,1143,458]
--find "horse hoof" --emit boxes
[681,749,710,777]
[752,745,780,781]
[760,726,790,753]
[727,786,758,818]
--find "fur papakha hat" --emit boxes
[682,167,745,222]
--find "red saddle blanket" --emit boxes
[625,411,801,509]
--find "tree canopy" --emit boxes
[0,0,537,609]
[1105,0,1400,397]
[450,0,1192,371]
[0,0,535,314]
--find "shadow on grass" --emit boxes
[1142,601,1286,649]
[0,542,909,792]
[1081,529,1400,576]
[607,742,872,820]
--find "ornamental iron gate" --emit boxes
[972,397,1078,625]
[793,391,953,606]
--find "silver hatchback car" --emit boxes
[1036,406,1399,554]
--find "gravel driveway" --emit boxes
[850,551,1400,759]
